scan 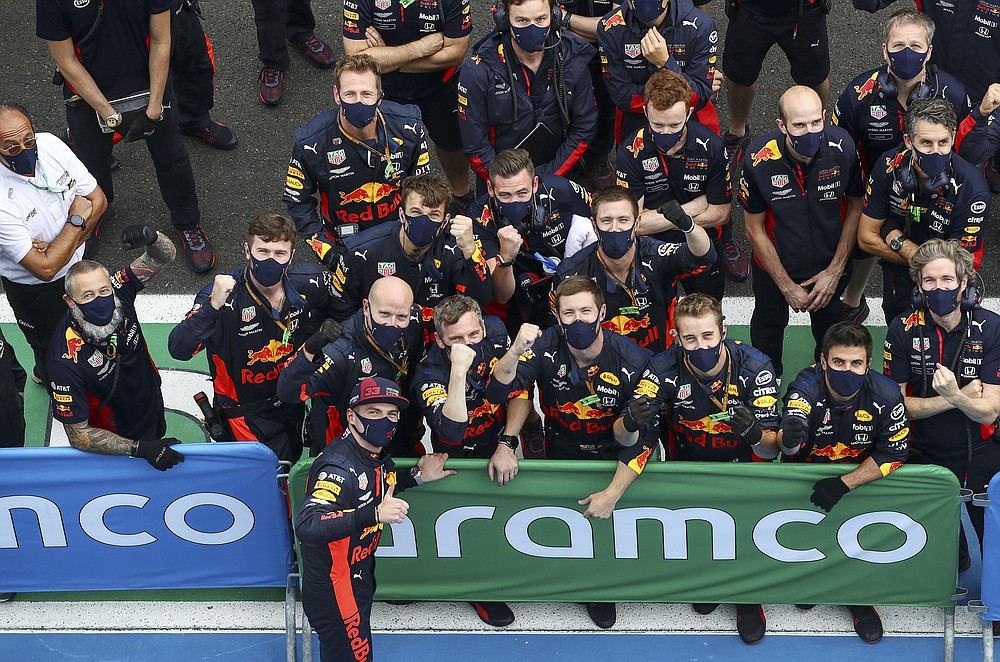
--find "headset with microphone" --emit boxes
[877,64,940,106]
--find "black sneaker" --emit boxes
[293,33,337,69]
[586,158,616,191]
[470,601,515,627]
[849,605,883,643]
[0,593,14,603]
[176,226,217,274]
[735,604,766,644]
[693,603,719,615]
[520,419,546,459]
[724,125,752,171]
[585,602,616,629]
[721,238,750,283]
[180,119,238,151]
[259,67,286,106]
[844,297,870,325]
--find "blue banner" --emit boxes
[982,474,1000,620]
[0,443,293,592]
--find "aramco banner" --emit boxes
[0,443,292,592]
[290,459,960,607]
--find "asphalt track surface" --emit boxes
[2,0,999,299]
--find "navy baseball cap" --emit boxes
[349,377,409,409]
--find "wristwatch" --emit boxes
[497,254,516,268]
[68,214,86,229]
[889,235,906,252]
[560,10,573,32]
[498,434,519,451]
[104,111,122,128]
[409,465,425,486]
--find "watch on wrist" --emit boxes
[68,213,86,229]
[409,465,425,486]
[498,434,519,451]
[889,235,906,252]
[105,112,122,128]
[560,10,572,32]
[497,254,516,267]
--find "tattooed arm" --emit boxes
[64,420,133,455]
[130,231,177,286]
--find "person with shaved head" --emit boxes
[738,86,864,378]
[278,276,427,456]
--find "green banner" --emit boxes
[290,459,959,607]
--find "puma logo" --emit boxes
[544,351,556,361]
[303,143,318,154]
[662,375,677,386]
[354,250,368,260]
[828,138,844,152]
[309,277,320,287]
[404,123,418,134]
[738,375,750,387]
[871,401,884,414]
[951,179,962,194]
[621,368,636,380]
[695,137,710,150]
[682,17,698,28]
[972,320,986,333]
[223,300,235,310]
[443,244,459,254]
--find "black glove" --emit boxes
[622,395,654,432]
[811,476,850,512]
[779,415,809,452]
[121,224,158,249]
[123,111,159,143]
[730,406,763,445]
[304,319,344,355]
[131,438,185,471]
[658,200,696,233]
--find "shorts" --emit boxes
[722,5,830,88]
[393,75,464,152]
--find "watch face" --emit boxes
[106,114,119,128]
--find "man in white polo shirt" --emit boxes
[0,102,106,386]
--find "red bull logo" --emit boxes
[339,181,398,205]
[811,443,866,461]
[886,151,905,174]
[628,446,654,473]
[603,9,626,29]
[557,400,613,420]
[626,131,644,158]
[902,309,925,331]
[751,140,782,167]
[420,306,434,322]
[679,416,733,435]
[247,339,294,365]
[469,401,500,420]
[602,314,651,335]
[62,329,85,363]
[854,71,879,101]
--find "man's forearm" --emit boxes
[489,261,516,304]
[904,394,954,419]
[130,232,177,284]
[503,397,532,437]
[350,41,428,73]
[147,14,171,110]
[613,417,639,447]
[491,350,522,385]
[841,456,884,490]
[568,14,600,41]
[48,42,114,116]
[399,42,467,72]
[442,368,470,424]
[950,392,1000,424]
[747,225,796,292]
[65,420,133,455]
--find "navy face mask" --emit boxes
[563,318,601,350]
[598,227,634,259]
[249,252,289,287]
[684,341,722,373]
[366,303,407,348]
[341,99,379,128]
[913,148,950,180]
[632,0,665,24]
[0,146,37,177]
[511,23,549,52]
[498,199,531,225]
[351,413,398,448]
[77,293,116,326]
[403,212,441,247]
[650,125,684,153]
[923,286,961,316]
[826,365,867,398]
[788,130,824,158]
[887,47,928,81]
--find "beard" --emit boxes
[70,295,124,343]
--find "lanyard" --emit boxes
[686,355,732,421]
[339,112,398,181]
[364,325,409,381]
[243,274,294,345]
[596,250,639,308]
